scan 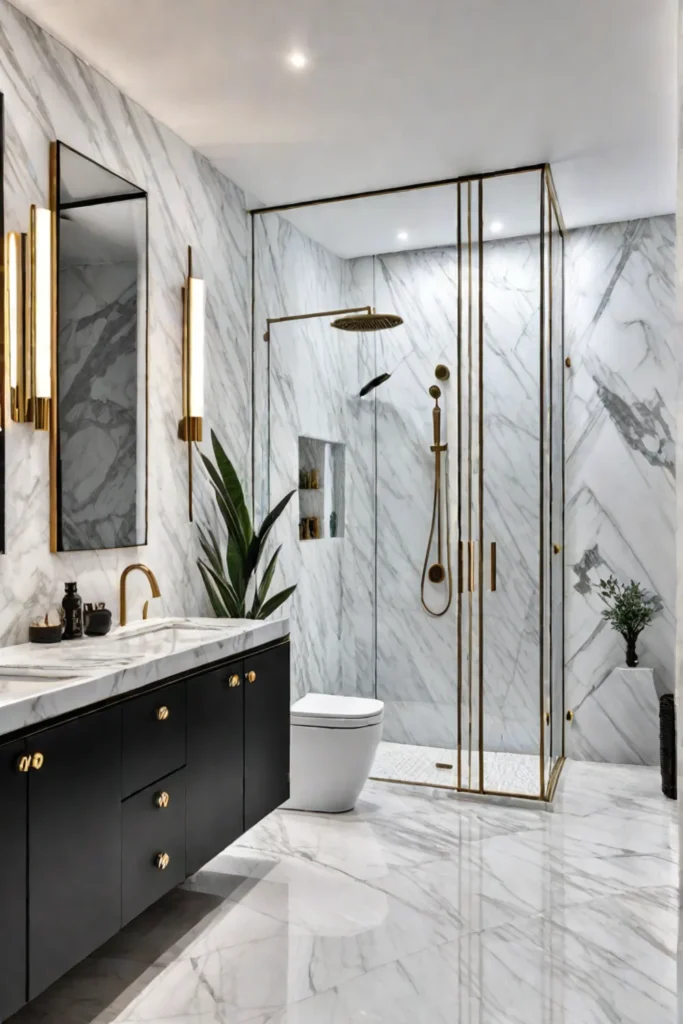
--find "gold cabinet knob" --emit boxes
[155,852,170,871]
[31,752,44,770]
[156,706,170,721]
[228,674,241,688]
[246,670,256,684]
[155,791,170,809]
[17,754,32,774]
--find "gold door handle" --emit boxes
[155,852,170,871]
[229,674,241,688]
[469,541,476,592]
[155,791,170,809]
[31,752,44,770]
[156,706,170,721]
[490,542,497,592]
[246,670,256,684]
[17,755,31,773]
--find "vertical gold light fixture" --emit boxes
[30,205,52,431]
[5,230,32,422]
[179,245,205,521]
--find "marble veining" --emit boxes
[0,617,289,737]
[8,760,676,1023]
[565,216,676,764]
[0,0,250,641]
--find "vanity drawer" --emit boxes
[122,681,186,797]
[122,769,186,925]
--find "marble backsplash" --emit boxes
[0,0,250,642]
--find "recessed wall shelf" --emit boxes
[298,436,345,541]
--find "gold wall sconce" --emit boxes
[5,230,31,423]
[30,205,52,431]
[179,245,205,521]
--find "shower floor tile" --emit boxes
[372,740,543,797]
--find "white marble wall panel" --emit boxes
[0,0,250,642]
[565,216,676,764]
[253,214,375,701]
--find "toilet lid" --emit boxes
[291,693,384,729]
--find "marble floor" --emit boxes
[372,740,542,796]
[9,761,677,1024]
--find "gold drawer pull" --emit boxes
[31,752,44,770]
[246,670,256,684]
[17,755,31,773]
[156,706,170,721]
[155,852,170,871]
[228,674,241,688]
[155,791,170,809]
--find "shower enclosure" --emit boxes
[252,164,565,801]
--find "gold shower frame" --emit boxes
[250,163,566,803]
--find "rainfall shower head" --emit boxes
[332,310,403,333]
[359,372,392,397]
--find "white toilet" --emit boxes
[288,693,384,813]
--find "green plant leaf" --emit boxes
[200,454,248,557]
[197,561,229,617]
[211,431,253,544]
[201,560,244,617]
[226,533,245,599]
[256,584,297,621]
[251,545,281,616]
[197,525,223,578]
[247,489,296,577]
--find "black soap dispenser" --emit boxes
[62,582,84,640]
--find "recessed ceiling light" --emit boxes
[287,50,308,70]
[397,231,409,241]
[490,220,503,233]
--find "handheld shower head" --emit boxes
[359,372,392,397]
[429,385,441,400]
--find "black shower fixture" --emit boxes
[359,372,392,397]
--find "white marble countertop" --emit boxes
[0,617,289,739]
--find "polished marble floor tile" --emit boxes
[9,761,677,1024]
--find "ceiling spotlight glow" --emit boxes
[490,220,503,233]
[397,231,409,241]
[287,50,308,70]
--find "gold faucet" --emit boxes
[119,564,161,626]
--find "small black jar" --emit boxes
[62,582,84,640]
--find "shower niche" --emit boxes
[298,436,345,541]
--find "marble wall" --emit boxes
[253,213,375,702]
[58,260,139,551]
[565,216,676,765]
[0,0,250,643]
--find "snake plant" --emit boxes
[197,431,296,619]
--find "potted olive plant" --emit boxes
[196,431,297,619]
[596,575,658,668]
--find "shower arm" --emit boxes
[263,306,372,341]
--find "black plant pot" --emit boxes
[659,694,677,800]
[625,634,638,668]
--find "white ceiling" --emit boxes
[13,0,678,256]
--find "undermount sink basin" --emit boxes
[111,618,233,641]
[0,665,82,681]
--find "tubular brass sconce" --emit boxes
[31,205,52,432]
[179,245,205,521]
[5,230,32,423]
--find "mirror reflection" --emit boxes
[55,143,147,551]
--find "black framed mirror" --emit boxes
[52,142,148,551]
[0,92,5,556]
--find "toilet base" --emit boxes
[287,721,383,813]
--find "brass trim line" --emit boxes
[456,181,463,792]
[477,175,485,794]
[490,542,497,592]
[538,170,546,798]
[48,143,58,551]
[249,163,550,215]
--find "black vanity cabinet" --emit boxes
[0,636,290,1019]
[28,707,122,999]
[0,738,28,1022]
[186,661,244,876]
[244,643,291,831]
